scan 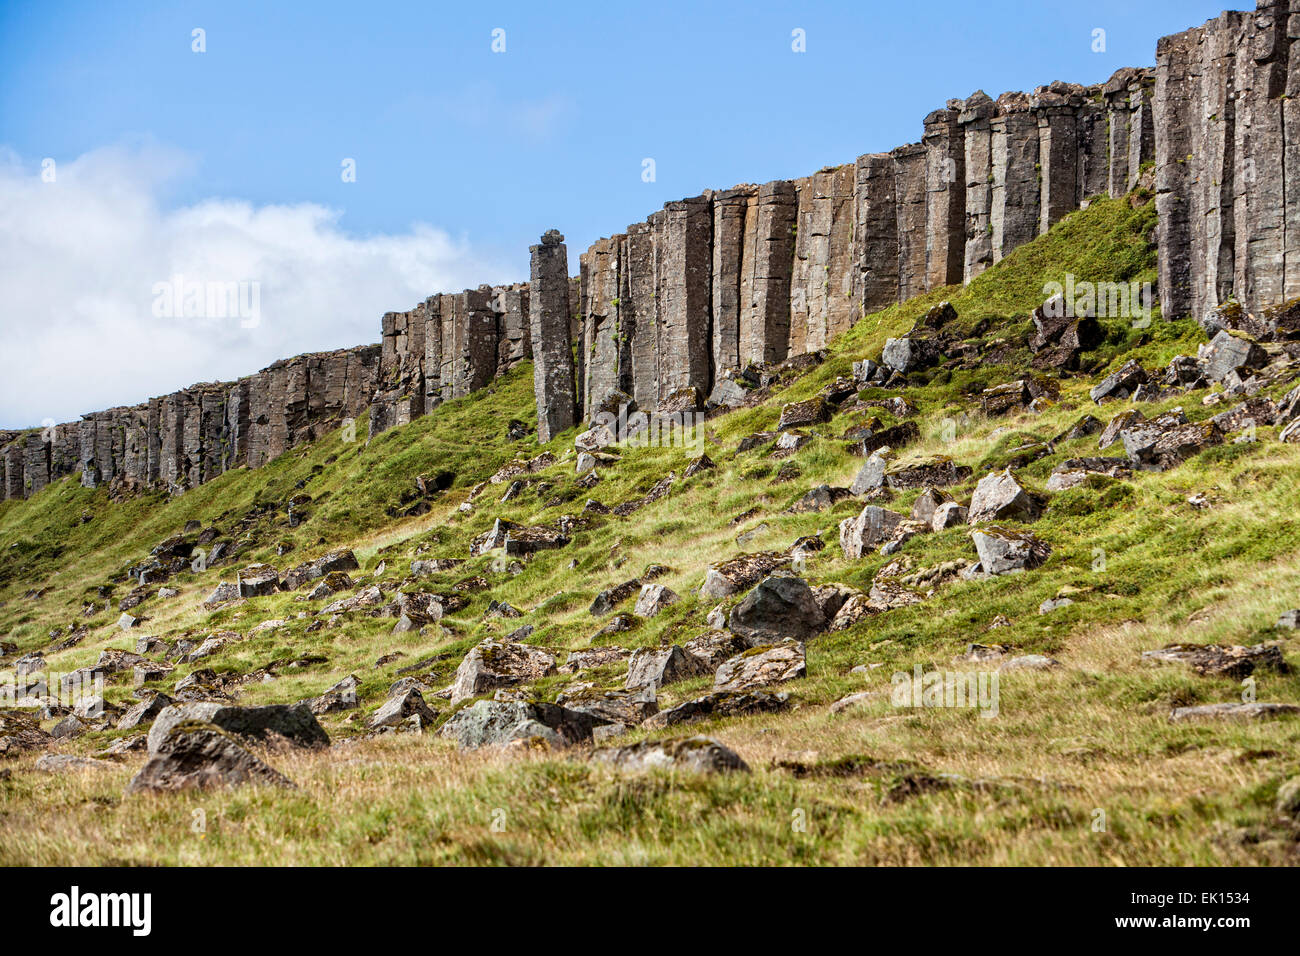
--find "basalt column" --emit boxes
[791,165,856,352]
[1232,3,1293,311]
[959,92,996,282]
[1155,26,1203,320]
[1076,88,1110,203]
[423,295,443,411]
[580,235,628,418]
[3,440,25,499]
[712,186,757,377]
[893,144,928,301]
[923,109,966,290]
[1035,83,1082,235]
[1104,67,1156,198]
[494,283,532,375]
[990,92,1040,264]
[654,195,713,407]
[22,431,50,497]
[742,180,797,365]
[853,155,900,312]
[1199,14,1248,317]
[529,230,578,442]
[625,220,660,409]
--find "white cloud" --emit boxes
[0,142,509,428]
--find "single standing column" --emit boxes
[529,230,578,442]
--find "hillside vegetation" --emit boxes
[3,193,1300,865]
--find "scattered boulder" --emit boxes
[970,528,1051,575]
[714,641,806,692]
[931,501,968,530]
[1090,359,1149,403]
[0,711,53,757]
[777,397,831,431]
[700,551,790,600]
[201,582,241,608]
[789,484,851,514]
[368,687,437,729]
[1141,643,1287,679]
[450,640,557,705]
[625,646,708,691]
[591,736,749,773]
[146,702,329,754]
[126,723,294,793]
[848,421,921,457]
[237,564,281,598]
[590,578,642,616]
[439,699,605,750]
[282,549,359,590]
[839,505,906,559]
[1120,410,1222,471]
[117,692,174,731]
[967,469,1044,524]
[309,675,360,715]
[726,575,826,644]
[1199,330,1268,383]
[882,335,940,374]
[643,690,789,730]
[633,583,679,618]
[557,686,659,725]
[682,630,750,670]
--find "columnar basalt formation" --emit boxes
[1154,3,1300,325]
[529,230,578,443]
[4,6,1293,503]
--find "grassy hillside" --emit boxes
[3,194,1299,865]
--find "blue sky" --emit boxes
[0,0,1230,426]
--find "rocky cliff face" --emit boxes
[3,3,1294,503]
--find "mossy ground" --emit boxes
[2,195,1299,865]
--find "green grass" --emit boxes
[3,193,1300,865]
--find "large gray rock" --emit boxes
[117,692,174,731]
[849,453,889,495]
[700,551,790,599]
[236,564,280,598]
[556,686,659,725]
[967,468,1044,524]
[127,724,294,793]
[589,578,642,616]
[624,646,707,691]
[450,640,557,705]
[1199,331,1268,382]
[642,690,789,729]
[726,575,826,644]
[714,641,806,692]
[633,583,679,618]
[1119,410,1222,471]
[590,735,749,773]
[368,687,437,729]
[839,505,906,558]
[438,699,605,750]
[971,528,1051,575]
[1090,359,1148,403]
[146,702,329,754]
[282,549,359,590]
[881,335,939,374]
